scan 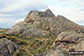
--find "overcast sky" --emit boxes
[0,0,84,28]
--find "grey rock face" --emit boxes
[52,31,84,48]
[42,48,67,56]
[55,31,83,42]
[0,38,19,56]
[7,9,84,37]
[24,9,55,23]
[39,31,84,56]
[75,39,84,51]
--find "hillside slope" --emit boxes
[7,9,84,37]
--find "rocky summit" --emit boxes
[0,9,84,56]
[7,9,84,37]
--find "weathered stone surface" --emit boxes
[0,38,19,56]
[24,9,55,23]
[75,39,84,51]
[39,31,84,56]
[7,21,52,37]
[42,48,68,56]
[7,9,84,37]
[55,31,83,42]
[52,31,84,50]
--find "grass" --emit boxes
[0,30,57,56]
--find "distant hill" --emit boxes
[0,28,9,33]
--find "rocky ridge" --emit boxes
[7,9,84,37]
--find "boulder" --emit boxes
[55,31,83,42]
[41,31,84,56]
[75,39,84,51]
[0,38,19,56]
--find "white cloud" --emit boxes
[0,14,12,17]
[0,0,47,12]
[0,18,11,23]
[0,0,83,28]
[0,0,47,28]
[15,18,24,23]
[0,18,23,28]
[49,6,84,21]
[0,17,24,25]
[0,18,7,23]
[44,0,84,25]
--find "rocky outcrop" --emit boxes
[75,40,84,51]
[24,9,55,23]
[7,9,84,37]
[41,48,68,56]
[39,31,84,56]
[54,31,83,43]
[0,38,19,56]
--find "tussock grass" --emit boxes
[0,32,57,56]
